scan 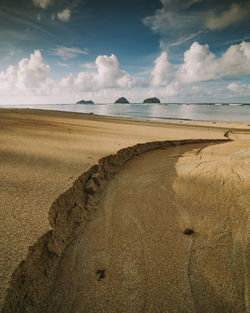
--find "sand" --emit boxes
[0,108,249,312]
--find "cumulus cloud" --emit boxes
[178,41,250,83]
[0,52,131,97]
[49,46,88,59]
[165,81,179,96]
[0,50,55,95]
[1,46,249,104]
[151,52,173,86]
[57,8,71,22]
[95,54,132,89]
[205,3,250,30]
[178,42,218,83]
[144,80,180,101]
[32,0,52,9]
[60,54,132,92]
[220,41,250,76]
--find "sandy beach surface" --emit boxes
[0,108,249,312]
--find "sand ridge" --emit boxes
[1,107,235,308]
[2,138,249,313]
[45,140,249,313]
[1,109,250,312]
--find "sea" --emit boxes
[1,103,250,123]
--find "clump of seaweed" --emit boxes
[183,228,195,235]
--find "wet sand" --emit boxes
[45,141,249,313]
[0,108,249,312]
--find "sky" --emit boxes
[0,0,250,104]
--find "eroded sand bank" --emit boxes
[2,137,249,313]
[2,107,243,308]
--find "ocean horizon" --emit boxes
[1,102,250,123]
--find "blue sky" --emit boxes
[0,0,250,103]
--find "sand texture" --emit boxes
[0,108,232,308]
[2,136,249,313]
[0,109,250,312]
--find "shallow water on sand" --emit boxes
[1,102,250,123]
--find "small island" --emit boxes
[143,97,161,104]
[76,100,94,104]
[114,97,129,104]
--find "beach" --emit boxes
[0,108,249,312]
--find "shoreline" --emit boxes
[1,104,250,125]
[1,107,250,131]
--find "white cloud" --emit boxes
[32,0,52,9]
[0,50,56,95]
[60,54,132,92]
[60,73,74,90]
[95,54,132,89]
[227,82,240,92]
[168,30,204,47]
[151,52,173,86]
[142,80,180,101]
[178,42,218,83]
[0,52,131,97]
[81,62,96,69]
[205,3,250,30]
[227,82,250,95]
[49,46,88,59]
[143,0,250,49]
[220,41,250,76]
[143,0,200,33]
[165,81,179,96]
[178,41,250,83]
[1,47,249,104]
[73,72,96,91]
[57,8,71,22]
[143,0,203,47]
[57,63,69,67]
[145,1,250,34]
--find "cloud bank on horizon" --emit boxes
[0,0,250,103]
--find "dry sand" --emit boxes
[0,108,249,312]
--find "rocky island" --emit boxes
[76,100,94,104]
[143,97,160,104]
[114,97,129,104]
